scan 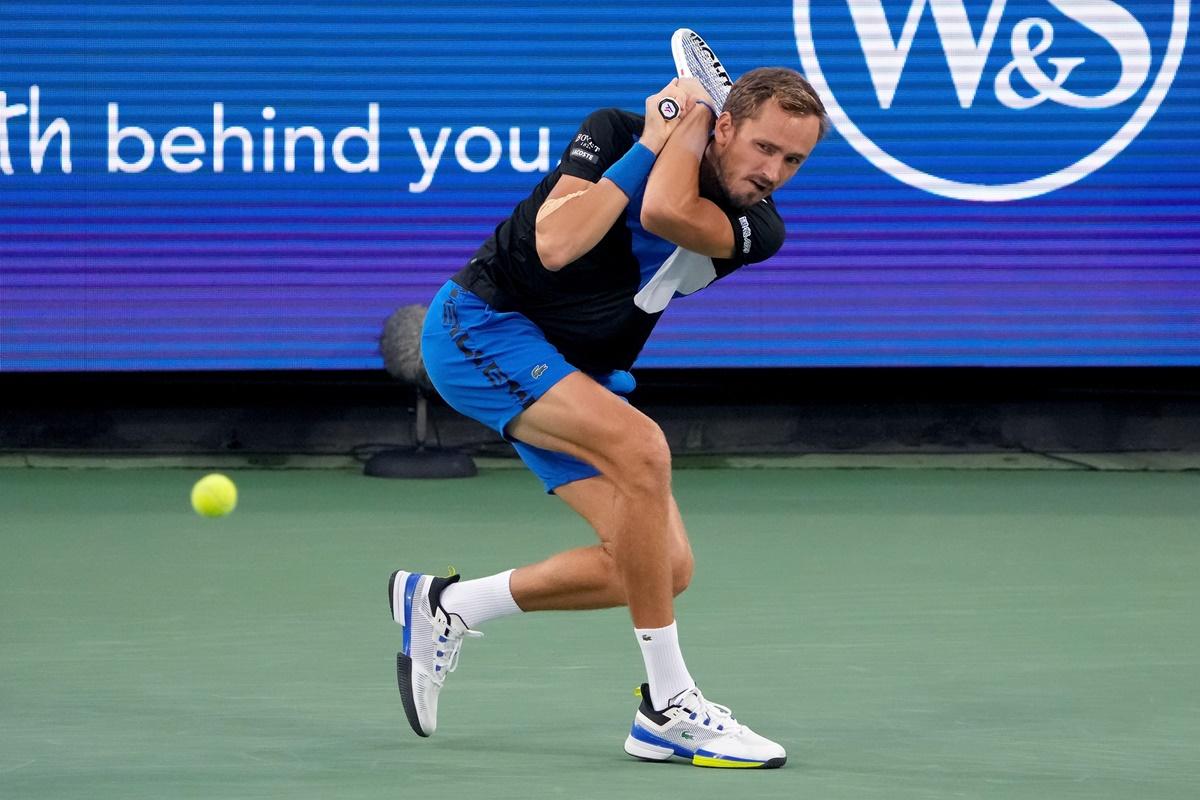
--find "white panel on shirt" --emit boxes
[634,247,718,313]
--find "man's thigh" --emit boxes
[421,280,601,491]
[507,370,665,479]
[421,281,577,435]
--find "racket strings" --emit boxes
[682,44,731,111]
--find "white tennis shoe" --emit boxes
[389,569,482,737]
[623,684,787,768]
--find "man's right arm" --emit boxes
[534,175,632,271]
[535,83,688,271]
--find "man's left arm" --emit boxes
[710,197,786,275]
[640,106,735,258]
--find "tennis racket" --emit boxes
[670,28,733,112]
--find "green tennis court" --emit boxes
[2,466,1197,799]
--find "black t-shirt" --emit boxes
[452,108,785,373]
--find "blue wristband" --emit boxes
[602,141,657,198]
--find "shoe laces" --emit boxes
[672,688,745,736]
[422,606,482,686]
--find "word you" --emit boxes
[1,86,554,190]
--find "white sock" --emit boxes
[438,569,522,629]
[635,620,696,711]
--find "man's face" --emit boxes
[709,98,822,210]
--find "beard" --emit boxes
[701,148,759,211]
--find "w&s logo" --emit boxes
[794,1,1190,201]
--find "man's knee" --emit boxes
[612,420,672,496]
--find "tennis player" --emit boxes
[391,68,827,769]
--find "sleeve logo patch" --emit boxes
[739,216,752,254]
[569,147,600,164]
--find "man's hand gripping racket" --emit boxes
[642,79,703,153]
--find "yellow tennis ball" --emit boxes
[191,473,238,518]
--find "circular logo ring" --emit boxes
[793,1,1190,202]
[658,98,681,121]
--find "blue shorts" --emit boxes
[421,280,635,493]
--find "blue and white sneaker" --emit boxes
[388,569,482,737]
[624,684,787,768]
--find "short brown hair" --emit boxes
[725,67,829,139]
